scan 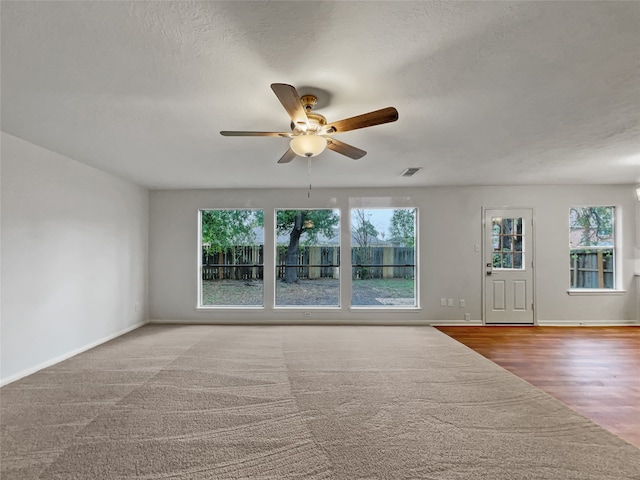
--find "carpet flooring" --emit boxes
[2,325,639,479]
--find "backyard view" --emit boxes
[200,208,417,307]
[201,278,415,306]
[569,206,615,289]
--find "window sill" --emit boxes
[350,306,422,312]
[197,305,264,310]
[566,289,625,296]
[273,306,341,310]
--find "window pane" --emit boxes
[351,208,416,307]
[570,248,614,289]
[569,207,614,247]
[275,209,340,306]
[491,216,525,270]
[493,252,502,269]
[514,253,523,269]
[514,235,523,252]
[200,210,264,306]
[503,234,512,251]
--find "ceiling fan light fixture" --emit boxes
[290,133,327,158]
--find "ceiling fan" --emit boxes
[220,83,399,163]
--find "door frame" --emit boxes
[481,206,537,325]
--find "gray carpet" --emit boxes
[2,325,639,479]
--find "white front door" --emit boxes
[484,208,535,325]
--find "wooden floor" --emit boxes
[436,326,640,449]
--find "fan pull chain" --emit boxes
[307,157,312,198]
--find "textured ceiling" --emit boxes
[2,1,639,189]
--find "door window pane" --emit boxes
[275,209,340,306]
[491,217,525,270]
[351,208,417,307]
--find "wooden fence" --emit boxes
[202,246,264,280]
[570,250,614,289]
[201,246,414,281]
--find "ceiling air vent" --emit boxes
[400,167,422,177]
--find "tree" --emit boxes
[351,209,379,279]
[276,209,339,283]
[351,209,379,248]
[201,210,263,253]
[202,210,263,280]
[389,209,416,247]
[570,207,613,247]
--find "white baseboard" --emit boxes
[0,321,147,387]
[148,318,434,326]
[427,321,483,326]
[537,320,639,326]
[148,319,487,327]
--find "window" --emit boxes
[569,206,615,289]
[275,209,340,307]
[351,208,417,307]
[491,217,524,269]
[199,209,264,306]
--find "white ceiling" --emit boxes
[2,1,639,189]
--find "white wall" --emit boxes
[1,133,149,384]
[636,187,640,321]
[149,185,637,325]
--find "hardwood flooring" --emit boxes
[435,326,640,449]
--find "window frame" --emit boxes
[197,208,265,309]
[195,202,422,312]
[349,207,419,309]
[273,208,342,309]
[567,205,623,295]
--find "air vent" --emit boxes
[400,168,422,177]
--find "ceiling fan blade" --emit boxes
[326,138,367,159]
[271,83,309,128]
[278,148,297,164]
[220,131,292,137]
[326,107,398,133]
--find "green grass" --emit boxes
[352,277,415,297]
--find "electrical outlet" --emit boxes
[464,313,471,321]
[440,298,446,306]
[447,298,453,307]
[459,299,466,308]
[135,302,140,311]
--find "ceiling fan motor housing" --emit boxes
[291,113,327,133]
[300,94,317,111]
[291,95,327,134]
